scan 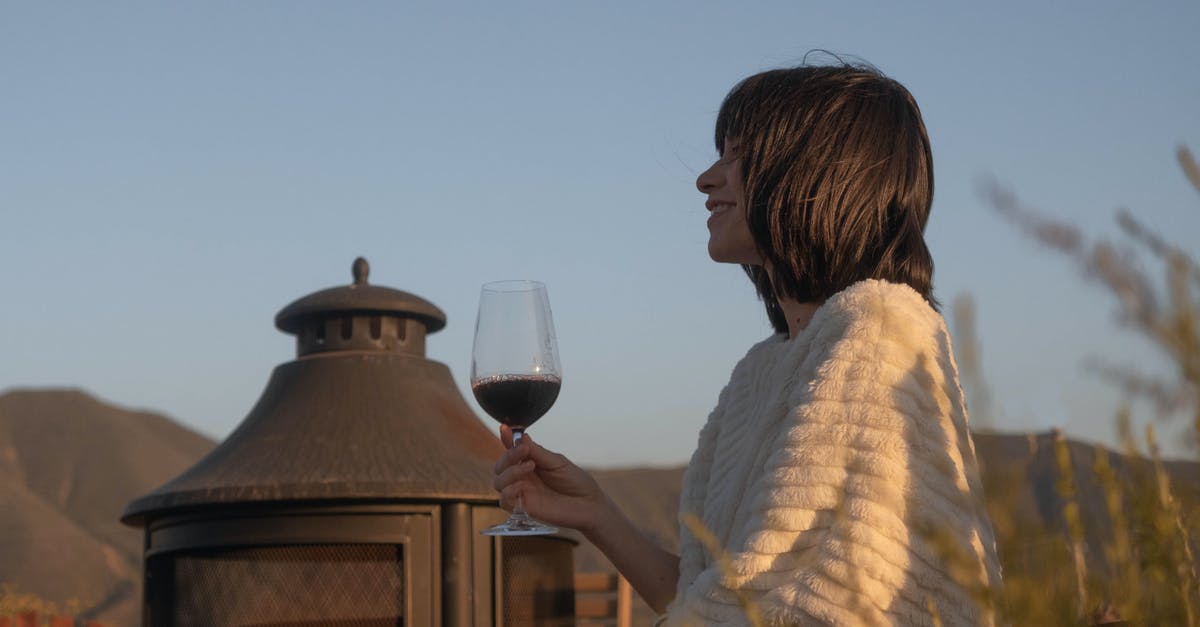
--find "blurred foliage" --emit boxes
[974,146,1200,624]
[981,147,1200,438]
[0,582,85,624]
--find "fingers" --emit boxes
[493,458,536,493]
[522,434,569,471]
[500,424,515,448]
[498,483,523,511]
[493,437,532,475]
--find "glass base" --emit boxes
[481,511,558,536]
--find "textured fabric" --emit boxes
[664,280,1003,627]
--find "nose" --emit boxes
[696,160,723,194]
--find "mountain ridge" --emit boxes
[2,388,1197,626]
[0,388,215,625]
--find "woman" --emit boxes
[493,62,1003,626]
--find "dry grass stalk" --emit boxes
[1146,424,1200,624]
[1178,146,1200,198]
[681,512,764,627]
[1091,439,1137,617]
[924,596,943,627]
[979,146,1200,624]
[953,295,994,430]
[1053,432,1090,619]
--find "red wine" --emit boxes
[472,374,561,429]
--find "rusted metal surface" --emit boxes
[142,504,438,626]
[443,502,472,626]
[119,258,577,627]
[275,257,446,335]
[122,258,501,526]
[120,353,502,524]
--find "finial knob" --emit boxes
[352,257,369,286]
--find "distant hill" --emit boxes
[580,466,686,573]
[0,388,215,626]
[1,388,1198,626]
[972,429,1200,583]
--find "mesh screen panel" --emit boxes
[502,537,574,627]
[159,544,404,627]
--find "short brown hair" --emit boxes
[715,62,938,333]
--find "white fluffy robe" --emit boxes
[664,280,1003,626]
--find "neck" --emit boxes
[763,264,821,339]
[778,296,821,339]
[763,260,820,336]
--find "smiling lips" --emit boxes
[707,202,736,227]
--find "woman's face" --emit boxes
[697,142,762,266]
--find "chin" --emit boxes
[708,248,758,266]
[707,244,732,264]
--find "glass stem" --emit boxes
[511,429,529,517]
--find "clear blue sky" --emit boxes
[3,2,1198,466]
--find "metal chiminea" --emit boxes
[122,258,576,627]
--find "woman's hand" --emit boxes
[493,425,610,534]
[495,425,681,612]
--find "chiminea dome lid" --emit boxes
[275,257,446,335]
[121,257,502,527]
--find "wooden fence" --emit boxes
[576,572,632,627]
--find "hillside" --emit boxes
[974,429,1200,586]
[1,388,1198,625]
[0,388,215,625]
[579,466,687,573]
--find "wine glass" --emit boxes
[471,280,562,536]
